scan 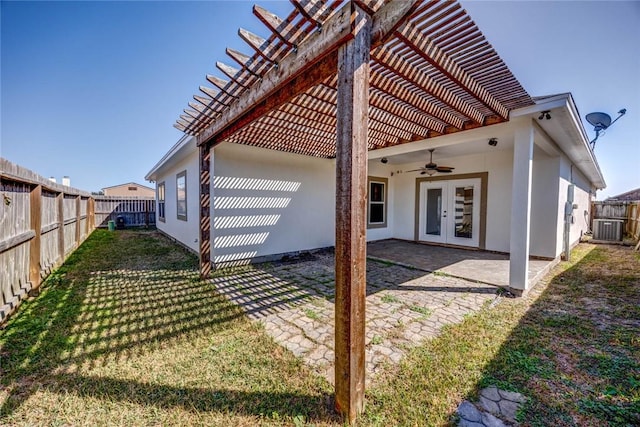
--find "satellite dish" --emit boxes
[586,112,612,131]
[585,108,626,149]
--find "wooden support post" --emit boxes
[334,3,371,423]
[199,143,212,278]
[57,192,65,261]
[29,184,42,294]
[75,195,81,247]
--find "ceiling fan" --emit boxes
[406,149,455,175]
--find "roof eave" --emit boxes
[512,93,606,189]
[145,134,194,182]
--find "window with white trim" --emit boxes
[368,176,388,229]
[176,171,187,221]
[157,182,165,222]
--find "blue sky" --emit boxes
[1,1,638,199]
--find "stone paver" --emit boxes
[209,246,499,383]
[457,386,527,426]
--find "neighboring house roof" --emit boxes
[102,182,155,192]
[606,188,640,201]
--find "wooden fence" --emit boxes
[1,158,155,324]
[591,200,640,241]
[94,196,155,228]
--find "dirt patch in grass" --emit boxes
[0,230,337,426]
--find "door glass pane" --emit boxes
[454,186,473,238]
[426,188,442,235]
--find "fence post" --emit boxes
[89,197,95,232]
[29,184,42,295]
[75,195,81,247]
[57,192,65,261]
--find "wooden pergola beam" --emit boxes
[372,45,484,124]
[196,3,353,146]
[396,20,509,120]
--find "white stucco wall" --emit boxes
[557,156,592,255]
[529,153,561,258]
[212,143,335,265]
[391,149,515,253]
[154,149,200,252]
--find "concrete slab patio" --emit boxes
[209,240,550,384]
[368,239,556,290]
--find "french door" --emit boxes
[418,178,481,248]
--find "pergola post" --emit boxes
[199,143,212,278]
[334,3,371,423]
[509,120,534,292]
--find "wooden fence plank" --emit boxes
[29,185,42,293]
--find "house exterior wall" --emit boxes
[391,149,515,253]
[557,155,593,254]
[154,149,200,252]
[103,183,155,197]
[529,153,561,258]
[211,143,335,266]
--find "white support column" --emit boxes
[509,120,534,292]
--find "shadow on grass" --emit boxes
[472,244,640,426]
[0,230,336,424]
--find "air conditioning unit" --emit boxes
[593,219,624,241]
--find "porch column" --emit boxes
[199,143,212,278]
[334,3,371,423]
[509,120,534,291]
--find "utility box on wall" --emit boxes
[593,219,624,241]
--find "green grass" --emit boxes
[380,294,400,304]
[2,231,638,426]
[0,230,337,426]
[359,244,640,426]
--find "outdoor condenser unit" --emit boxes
[593,219,624,241]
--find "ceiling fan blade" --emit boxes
[405,168,425,172]
[436,166,454,173]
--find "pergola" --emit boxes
[174,0,533,421]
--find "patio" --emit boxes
[209,239,554,383]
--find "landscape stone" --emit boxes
[481,411,507,427]
[498,389,527,404]
[498,399,520,422]
[480,386,501,401]
[478,395,500,415]
[459,420,484,427]
[457,401,482,422]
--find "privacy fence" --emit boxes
[0,158,155,323]
[591,200,640,242]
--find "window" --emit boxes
[128,186,137,191]
[176,171,187,221]
[157,182,165,222]
[368,176,388,229]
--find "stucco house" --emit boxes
[102,182,155,197]
[146,1,605,298]
[146,92,602,284]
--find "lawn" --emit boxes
[1,230,638,426]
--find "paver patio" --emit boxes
[210,241,506,383]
